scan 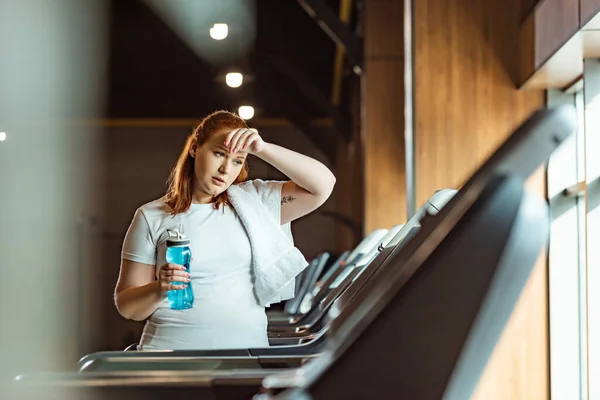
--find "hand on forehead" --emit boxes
[210,128,255,142]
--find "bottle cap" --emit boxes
[166,224,190,247]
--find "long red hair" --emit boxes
[164,111,250,215]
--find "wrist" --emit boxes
[152,280,165,298]
[250,141,270,157]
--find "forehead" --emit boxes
[202,128,247,157]
[204,128,234,145]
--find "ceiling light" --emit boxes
[238,106,254,120]
[0,132,6,142]
[225,72,243,88]
[209,23,228,40]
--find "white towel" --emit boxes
[227,179,309,306]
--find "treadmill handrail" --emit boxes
[355,224,404,268]
[268,268,362,334]
[329,229,388,289]
[285,253,330,315]
[313,251,349,287]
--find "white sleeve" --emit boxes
[121,209,156,265]
[250,179,294,243]
[250,179,285,223]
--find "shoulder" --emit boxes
[233,179,286,198]
[230,179,287,224]
[136,196,172,223]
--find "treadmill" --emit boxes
[280,253,330,316]
[262,105,577,399]
[267,192,455,341]
[268,228,389,328]
[74,191,453,373]
[267,225,403,337]
[13,105,577,400]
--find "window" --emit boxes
[584,58,600,400]
[547,87,587,400]
[547,58,600,400]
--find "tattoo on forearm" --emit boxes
[281,195,296,205]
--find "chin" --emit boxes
[208,185,227,196]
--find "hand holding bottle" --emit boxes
[157,263,191,297]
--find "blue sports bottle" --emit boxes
[166,224,194,310]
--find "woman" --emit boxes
[114,110,336,350]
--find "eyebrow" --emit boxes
[215,145,246,159]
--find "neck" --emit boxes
[191,190,215,204]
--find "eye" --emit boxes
[233,160,243,166]
[214,151,224,157]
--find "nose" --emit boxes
[218,160,230,174]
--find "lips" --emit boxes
[212,176,226,186]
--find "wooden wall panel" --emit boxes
[415,0,545,205]
[335,78,365,252]
[519,0,580,85]
[414,0,547,398]
[521,0,543,21]
[335,137,356,252]
[581,0,600,26]
[364,0,404,58]
[519,0,600,89]
[363,61,406,231]
[363,0,406,233]
[535,0,580,67]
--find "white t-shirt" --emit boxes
[122,197,269,350]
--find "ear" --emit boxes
[189,140,197,158]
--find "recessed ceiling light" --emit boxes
[226,72,243,88]
[209,23,228,40]
[238,106,254,120]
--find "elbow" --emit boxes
[326,171,336,196]
[317,172,336,203]
[114,299,131,320]
[114,293,141,322]
[116,305,144,322]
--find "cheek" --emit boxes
[195,155,217,174]
[193,158,204,177]
[233,165,245,179]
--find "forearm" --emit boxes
[115,281,163,321]
[255,142,336,196]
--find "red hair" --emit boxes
[164,110,250,215]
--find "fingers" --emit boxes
[239,130,258,152]
[166,283,188,291]
[227,128,246,153]
[160,268,189,277]
[158,278,189,295]
[157,263,191,296]
[159,263,191,284]
[160,263,187,274]
[162,274,190,283]
[160,273,190,283]
[224,128,242,148]
[232,130,253,153]
[160,262,187,272]
[225,128,256,153]
[159,282,188,295]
